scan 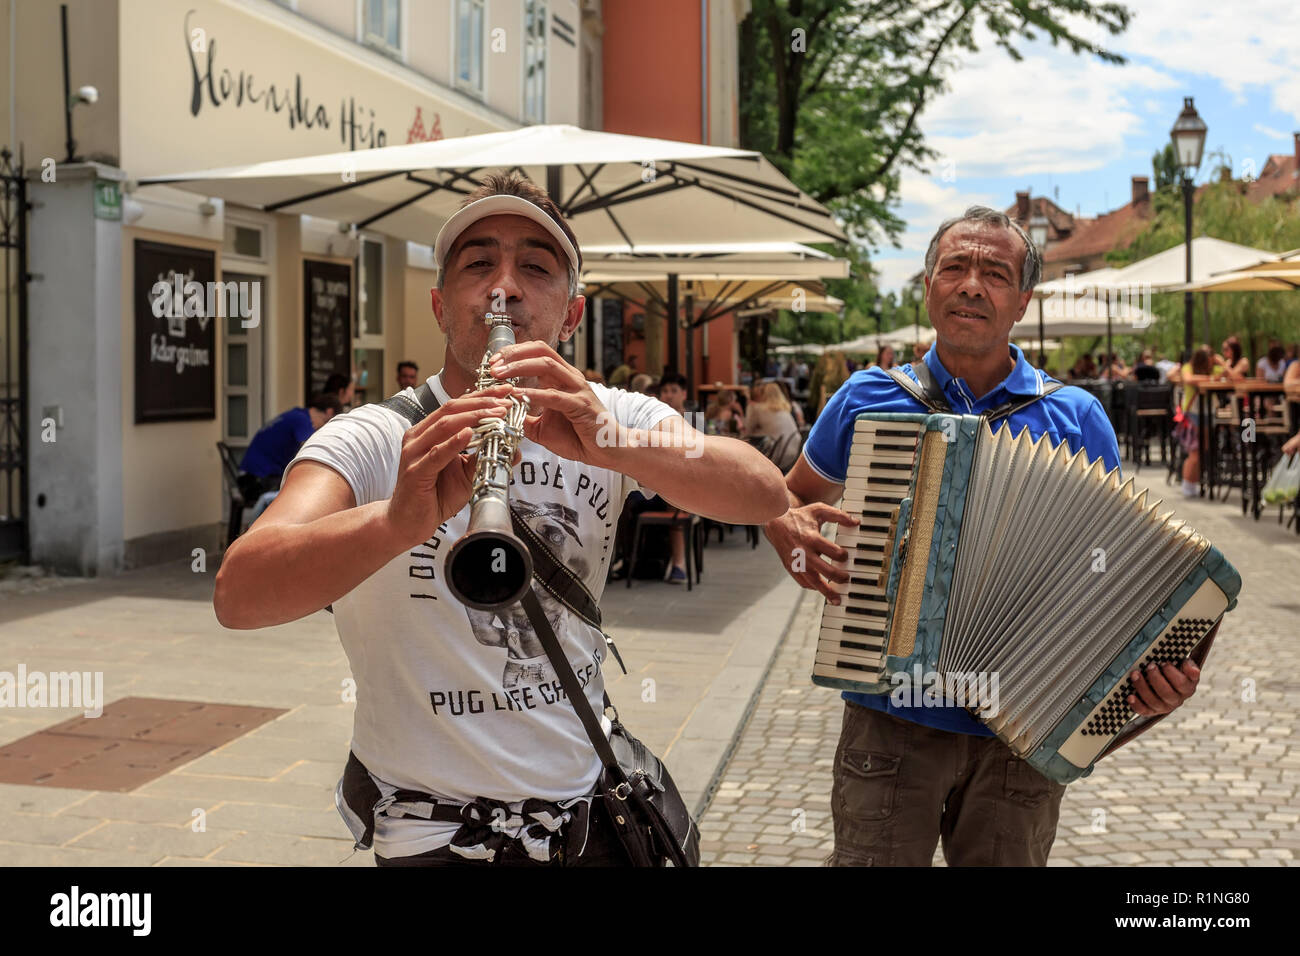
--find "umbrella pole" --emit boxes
[1201,291,1211,348]
[684,293,695,405]
[666,273,680,376]
[1038,297,1045,368]
[1106,306,1113,382]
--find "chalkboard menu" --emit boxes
[303,259,353,402]
[134,240,217,423]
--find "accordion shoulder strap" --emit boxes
[888,365,951,412]
[983,381,1064,425]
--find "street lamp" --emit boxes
[1170,96,1207,360]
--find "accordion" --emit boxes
[814,412,1241,783]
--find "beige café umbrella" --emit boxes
[139,124,847,249]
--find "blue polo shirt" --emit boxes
[239,407,315,478]
[804,344,1121,735]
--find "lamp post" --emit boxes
[1028,214,1049,367]
[872,297,883,351]
[1170,97,1207,360]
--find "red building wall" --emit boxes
[600,0,740,388]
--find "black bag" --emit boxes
[381,381,701,868]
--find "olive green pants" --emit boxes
[829,701,1067,866]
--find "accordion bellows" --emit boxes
[814,413,1242,783]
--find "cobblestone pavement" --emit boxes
[699,467,1300,867]
[0,529,794,866]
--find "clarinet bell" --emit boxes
[445,495,534,611]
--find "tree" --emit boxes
[739,0,1133,246]
[1151,142,1180,192]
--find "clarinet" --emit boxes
[444,312,535,610]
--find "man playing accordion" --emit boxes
[764,206,1201,866]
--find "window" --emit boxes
[223,223,264,260]
[359,238,383,337]
[354,238,386,407]
[524,0,547,123]
[364,0,401,55]
[456,0,485,96]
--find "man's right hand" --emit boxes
[764,501,858,604]
[384,385,513,551]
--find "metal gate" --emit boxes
[0,148,28,564]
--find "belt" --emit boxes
[338,750,594,864]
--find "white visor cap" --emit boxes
[433,194,581,279]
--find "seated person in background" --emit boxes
[607,356,636,387]
[323,372,355,412]
[746,382,802,471]
[773,379,806,429]
[658,372,699,414]
[396,361,420,390]
[1154,349,1178,383]
[1167,346,1223,497]
[611,373,692,585]
[1286,353,1300,385]
[1258,341,1287,383]
[1132,349,1160,382]
[628,372,655,394]
[1218,336,1250,380]
[237,393,343,519]
[874,344,897,371]
[706,388,746,437]
[1100,352,1127,380]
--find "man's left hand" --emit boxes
[1128,659,1200,717]
[489,341,611,466]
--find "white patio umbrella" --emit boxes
[138,124,846,248]
[837,325,937,353]
[582,241,850,279]
[1173,268,1300,293]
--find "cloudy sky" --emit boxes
[869,0,1300,293]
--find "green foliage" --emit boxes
[739,0,1133,248]
[1151,142,1180,191]
[1105,178,1300,360]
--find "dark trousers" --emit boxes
[829,701,1067,866]
[374,799,633,868]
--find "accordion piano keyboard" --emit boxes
[814,417,922,686]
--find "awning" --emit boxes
[138,124,847,248]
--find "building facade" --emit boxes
[596,0,751,388]
[1,0,583,574]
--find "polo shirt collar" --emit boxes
[922,342,1044,403]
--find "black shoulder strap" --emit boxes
[888,364,951,413]
[380,381,439,425]
[377,379,602,630]
[984,381,1065,425]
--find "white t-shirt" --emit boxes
[1257,357,1286,383]
[285,372,678,856]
